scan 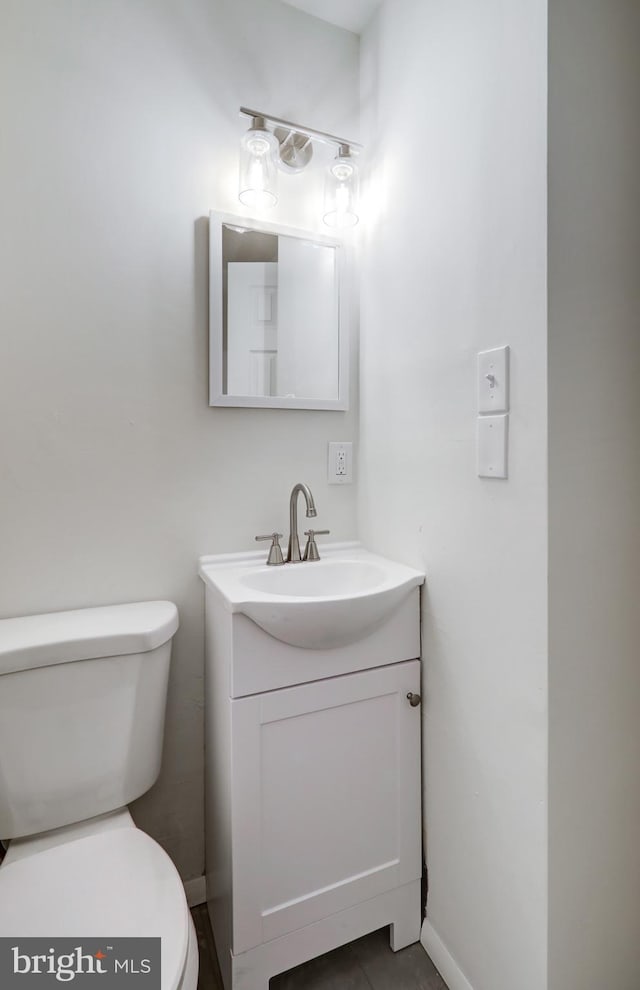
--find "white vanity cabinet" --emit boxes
[200,546,424,990]
[231,659,421,951]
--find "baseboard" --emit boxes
[421,919,475,990]
[183,875,207,907]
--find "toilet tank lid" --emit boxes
[0,601,179,676]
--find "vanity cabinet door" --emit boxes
[230,659,422,953]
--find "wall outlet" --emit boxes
[328,442,353,485]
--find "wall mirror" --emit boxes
[209,212,348,409]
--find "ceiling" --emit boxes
[281,0,380,34]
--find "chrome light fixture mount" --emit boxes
[238,106,362,227]
[273,127,313,174]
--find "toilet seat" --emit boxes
[0,827,190,990]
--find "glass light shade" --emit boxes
[323,153,359,229]
[238,125,279,209]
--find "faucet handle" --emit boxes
[255,532,285,566]
[302,529,330,562]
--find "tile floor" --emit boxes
[192,905,449,990]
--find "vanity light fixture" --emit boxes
[238,106,362,227]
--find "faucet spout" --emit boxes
[287,483,317,563]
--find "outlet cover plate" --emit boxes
[328,442,353,485]
[477,415,508,479]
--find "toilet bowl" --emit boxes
[0,601,198,990]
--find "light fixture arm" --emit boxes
[239,106,362,156]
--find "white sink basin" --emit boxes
[239,559,387,598]
[198,543,424,650]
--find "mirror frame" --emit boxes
[209,211,349,410]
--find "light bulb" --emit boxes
[246,135,272,156]
[332,160,355,182]
[238,119,278,209]
[323,148,359,229]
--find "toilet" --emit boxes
[0,600,198,990]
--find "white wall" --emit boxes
[0,0,359,880]
[359,3,548,989]
[548,2,640,986]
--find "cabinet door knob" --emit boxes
[406,692,422,707]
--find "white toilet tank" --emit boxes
[0,600,179,840]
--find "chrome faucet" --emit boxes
[287,483,317,562]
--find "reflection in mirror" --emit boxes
[209,213,348,410]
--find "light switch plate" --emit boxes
[478,345,509,413]
[477,415,508,479]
